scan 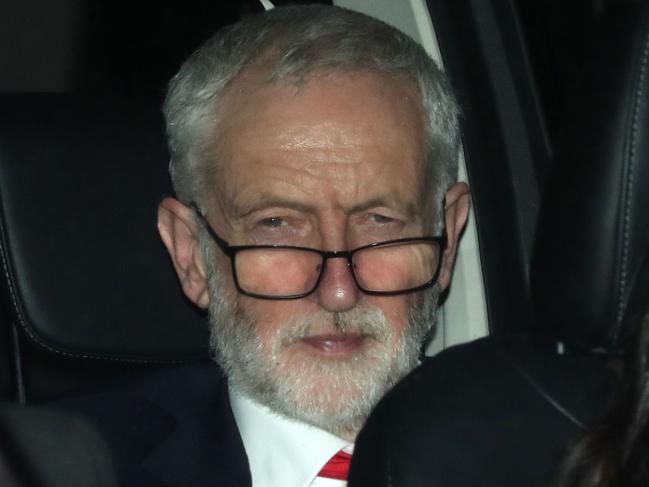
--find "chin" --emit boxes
[256,336,416,436]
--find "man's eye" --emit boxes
[369,213,396,224]
[259,217,286,228]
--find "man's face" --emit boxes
[206,72,436,437]
[159,72,468,440]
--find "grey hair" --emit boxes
[164,4,460,222]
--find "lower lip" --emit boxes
[300,335,367,355]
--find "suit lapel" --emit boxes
[142,366,251,486]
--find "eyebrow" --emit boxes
[232,195,316,219]
[349,197,418,219]
[232,194,418,220]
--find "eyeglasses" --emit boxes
[192,205,447,300]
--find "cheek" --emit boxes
[237,298,319,345]
[366,296,411,339]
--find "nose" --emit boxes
[316,256,360,312]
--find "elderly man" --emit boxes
[59,4,468,486]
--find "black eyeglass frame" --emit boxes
[191,203,447,300]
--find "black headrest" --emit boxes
[0,95,209,362]
[531,4,649,354]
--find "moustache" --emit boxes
[278,305,393,347]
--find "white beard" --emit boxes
[204,251,439,439]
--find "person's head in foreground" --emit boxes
[157,4,469,442]
[555,273,649,487]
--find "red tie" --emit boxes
[318,450,352,480]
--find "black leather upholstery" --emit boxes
[531,3,649,354]
[0,95,209,400]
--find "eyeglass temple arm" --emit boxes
[188,201,231,253]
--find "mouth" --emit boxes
[299,333,368,355]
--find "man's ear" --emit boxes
[437,182,471,291]
[157,197,210,309]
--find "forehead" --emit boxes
[213,71,426,213]
[218,69,423,144]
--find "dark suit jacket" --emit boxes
[50,335,611,487]
[0,403,117,487]
[54,363,251,486]
[348,334,613,487]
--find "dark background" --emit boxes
[0,0,639,140]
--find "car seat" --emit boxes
[0,95,210,403]
[531,2,649,355]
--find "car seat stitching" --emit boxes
[0,223,190,364]
[613,12,649,345]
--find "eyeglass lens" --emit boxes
[233,241,441,297]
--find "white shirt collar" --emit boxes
[229,386,352,487]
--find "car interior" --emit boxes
[0,0,647,485]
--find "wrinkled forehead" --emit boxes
[199,70,431,225]
[213,68,427,173]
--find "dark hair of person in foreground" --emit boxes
[555,295,649,485]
